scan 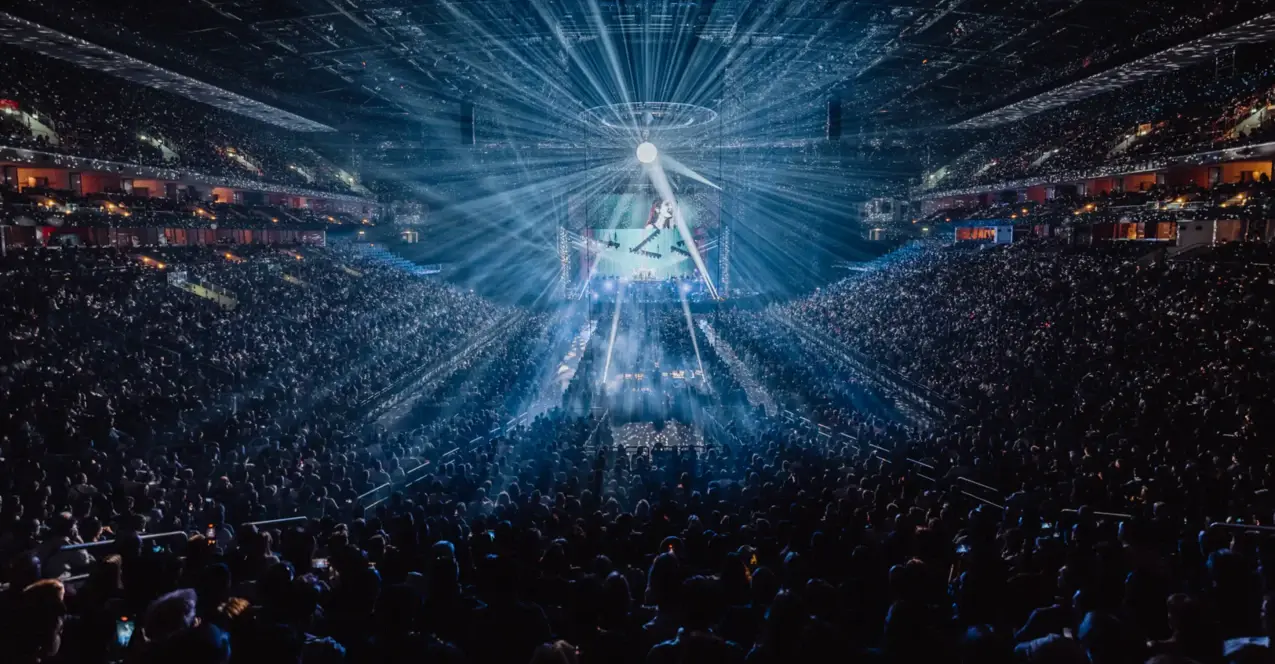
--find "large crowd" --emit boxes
[0,187,367,230]
[560,304,751,428]
[0,45,360,197]
[7,2,1275,661]
[926,41,1275,192]
[2,233,1275,664]
[908,0,1275,125]
[774,238,1275,520]
[921,178,1275,232]
[0,241,504,476]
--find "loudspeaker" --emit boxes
[460,102,475,145]
[826,98,842,141]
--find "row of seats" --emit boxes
[3,238,1275,664]
[929,42,1275,191]
[0,44,361,197]
[0,187,367,229]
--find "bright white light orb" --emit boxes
[636,142,658,164]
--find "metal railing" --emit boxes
[770,407,1164,521]
[241,516,308,529]
[1209,522,1275,533]
[357,313,522,418]
[767,311,963,421]
[776,409,1010,510]
[357,482,391,502]
[59,530,188,553]
[366,410,541,511]
[349,481,392,515]
[587,409,610,444]
[1061,508,1134,520]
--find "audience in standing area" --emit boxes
[2,233,1275,664]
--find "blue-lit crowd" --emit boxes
[1,234,1273,664]
[12,2,1275,662]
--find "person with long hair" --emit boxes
[646,200,676,231]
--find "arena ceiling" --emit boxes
[12,0,1275,140]
[7,0,1271,287]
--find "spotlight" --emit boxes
[636,142,658,164]
[603,279,616,291]
[680,282,692,294]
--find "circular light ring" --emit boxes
[636,142,658,164]
[579,102,718,131]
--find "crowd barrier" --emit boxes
[58,530,189,553]
[241,516,308,529]
[1062,508,1134,520]
[355,482,393,511]
[1209,522,1275,533]
[586,408,610,446]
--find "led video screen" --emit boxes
[583,190,719,280]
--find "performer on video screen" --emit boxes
[646,199,676,230]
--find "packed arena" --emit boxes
[5,2,1275,664]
